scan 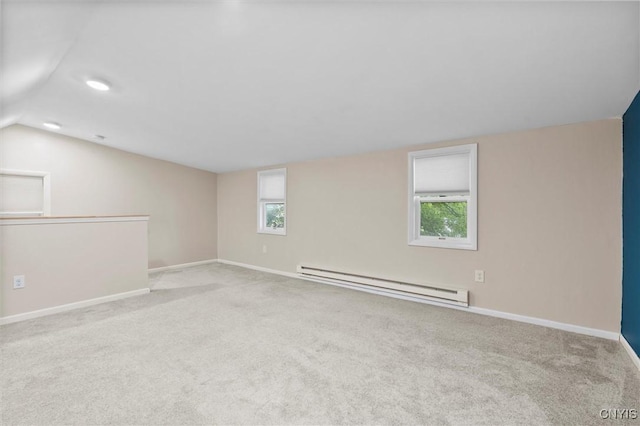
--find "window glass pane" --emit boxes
[420,201,467,238]
[265,203,285,229]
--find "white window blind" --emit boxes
[414,152,470,195]
[259,170,285,200]
[0,174,45,214]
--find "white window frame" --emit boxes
[257,168,286,235]
[408,144,477,250]
[0,169,51,217]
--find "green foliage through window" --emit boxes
[420,201,467,238]
[265,203,285,229]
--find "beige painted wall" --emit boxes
[1,218,149,317]
[0,125,217,268]
[218,119,623,332]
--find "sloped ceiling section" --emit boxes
[0,2,99,128]
[1,1,639,172]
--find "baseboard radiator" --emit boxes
[296,265,468,307]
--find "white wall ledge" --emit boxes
[0,215,149,226]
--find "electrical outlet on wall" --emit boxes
[13,275,25,289]
[474,270,485,283]
[262,245,267,254]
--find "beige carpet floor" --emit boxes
[1,263,638,425]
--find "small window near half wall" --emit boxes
[0,170,51,217]
[257,168,286,235]
[408,144,477,250]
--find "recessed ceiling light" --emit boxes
[43,122,61,130]
[86,79,110,91]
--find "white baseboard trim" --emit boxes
[0,288,150,326]
[216,258,619,341]
[620,335,640,371]
[216,259,299,278]
[466,306,619,341]
[148,259,218,273]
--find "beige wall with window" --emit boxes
[0,125,218,268]
[218,119,622,332]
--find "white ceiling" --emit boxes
[1,1,639,173]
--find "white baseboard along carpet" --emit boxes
[1,263,638,425]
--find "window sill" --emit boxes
[258,229,287,236]
[409,238,476,251]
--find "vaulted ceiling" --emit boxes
[1,1,639,172]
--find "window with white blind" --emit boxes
[408,144,477,250]
[257,168,286,235]
[0,170,51,217]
